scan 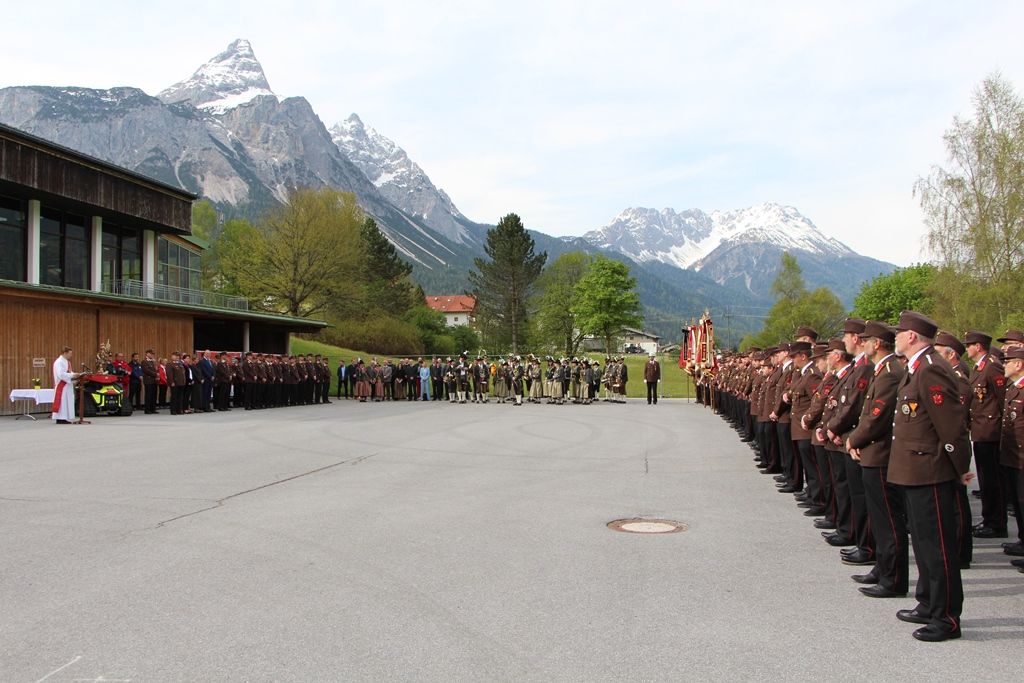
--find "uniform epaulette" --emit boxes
[925,355,934,365]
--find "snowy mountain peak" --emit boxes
[585,202,854,271]
[158,38,276,114]
[330,114,471,244]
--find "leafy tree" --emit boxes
[403,305,450,353]
[915,73,1024,333]
[572,256,643,355]
[741,253,846,349]
[852,264,936,324]
[360,217,417,313]
[468,213,547,353]
[218,188,362,317]
[533,251,591,356]
[191,200,218,241]
[451,325,480,355]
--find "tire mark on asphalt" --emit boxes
[153,452,378,528]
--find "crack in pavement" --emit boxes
[153,453,378,529]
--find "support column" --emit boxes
[142,229,156,298]
[90,216,103,292]
[243,322,251,353]
[27,199,41,284]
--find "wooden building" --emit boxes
[0,123,325,414]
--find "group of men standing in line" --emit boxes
[335,354,649,405]
[131,351,335,414]
[709,311,1024,643]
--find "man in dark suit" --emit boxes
[142,349,159,414]
[337,360,348,399]
[889,310,973,642]
[197,350,215,412]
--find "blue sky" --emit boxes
[4,1,1023,266]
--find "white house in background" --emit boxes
[619,328,661,355]
[425,295,476,327]
[580,327,662,355]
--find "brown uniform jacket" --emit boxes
[789,362,823,440]
[759,366,783,421]
[772,362,795,424]
[168,361,186,387]
[821,363,854,451]
[847,354,905,468]
[826,356,874,443]
[999,380,1024,469]
[889,347,971,486]
[644,360,661,382]
[805,370,837,447]
[214,360,232,386]
[142,358,159,385]
[969,354,1006,442]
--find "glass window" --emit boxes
[0,195,25,281]
[40,209,62,286]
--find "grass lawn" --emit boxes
[290,337,695,399]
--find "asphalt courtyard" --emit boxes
[1,399,1021,682]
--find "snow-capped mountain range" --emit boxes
[584,203,854,272]
[0,38,895,340]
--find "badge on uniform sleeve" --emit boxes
[871,399,885,417]
[944,444,954,452]
[856,378,868,391]
[932,392,944,406]
[996,375,1006,387]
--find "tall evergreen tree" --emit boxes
[360,217,416,313]
[468,213,547,353]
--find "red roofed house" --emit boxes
[425,295,476,327]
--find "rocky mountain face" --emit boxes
[329,114,475,246]
[0,38,895,344]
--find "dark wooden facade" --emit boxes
[0,123,193,234]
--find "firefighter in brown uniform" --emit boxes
[963,331,1008,538]
[999,347,1024,566]
[816,339,857,546]
[934,332,975,568]
[788,341,825,513]
[214,352,232,411]
[759,348,784,474]
[846,321,907,596]
[770,344,799,493]
[826,318,875,563]
[889,311,973,642]
[803,343,839,528]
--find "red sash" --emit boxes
[51,380,67,414]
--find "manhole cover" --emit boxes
[607,518,688,534]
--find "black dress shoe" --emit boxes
[813,519,836,529]
[851,572,879,584]
[842,549,875,565]
[912,625,960,642]
[1001,541,1022,550]
[860,585,906,598]
[1005,545,1024,557]
[803,507,827,516]
[973,526,1008,539]
[777,486,798,493]
[796,501,815,508]
[824,534,855,546]
[1010,558,1024,568]
[896,608,931,625]
[773,474,789,482]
